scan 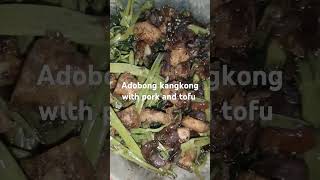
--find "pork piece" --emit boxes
[191,101,209,111]
[134,21,162,45]
[213,0,256,48]
[161,61,191,81]
[148,9,165,27]
[21,138,95,180]
[155,124,180,151]
[177,127,190,143]
[251,157,309,180]
[147,6,176,34]
[141,140,168,168]
[113,73,138,98]
[194,63,209,80]
[161,82,190,108]
[149,6,176,27]
[259,127,315,154]
[169,43,190,66]
[177,149,197,170]
[117,105,140,129]
[11,38,90,107]
[182,116,209,133]
[139,109,172,126]
[189,111,206,121]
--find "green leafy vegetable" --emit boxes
[81,81,107,166]
[299,55,320,127]
[266,39,286,67]
[110,107,143,159]
[111,136,176,178]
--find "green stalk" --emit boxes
[129,50,135,65]
[110,63,150,77]
[131,125,167,134]
[187,24,209,35]
[135,53,164,113]
[111,136,176,178]
[110,107,143,159]
[181,137,210,153]
[80,81,107,166]
[203,80,211,121]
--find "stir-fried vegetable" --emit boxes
[110,0,210,178]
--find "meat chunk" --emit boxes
[169,44,190,66]
[139,109,172,126]
[117,106,140,129]
[155,124,180,151]
[182,116,209,133]
[259,127,315,154]
[141,140,168,168]
[113,73,138,98]
[161,82,190,108]
[191,101,209,111]
[189,111,206,121]
[134,21,162,45]
[148,6,176,34]
[161,61,191,81]
[194,63,209,80]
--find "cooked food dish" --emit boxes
[211,0,320,179]
[110,0,210,178]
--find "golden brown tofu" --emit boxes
[177,127,190,143]
[139,109,172,125]
[182,116,209,133]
